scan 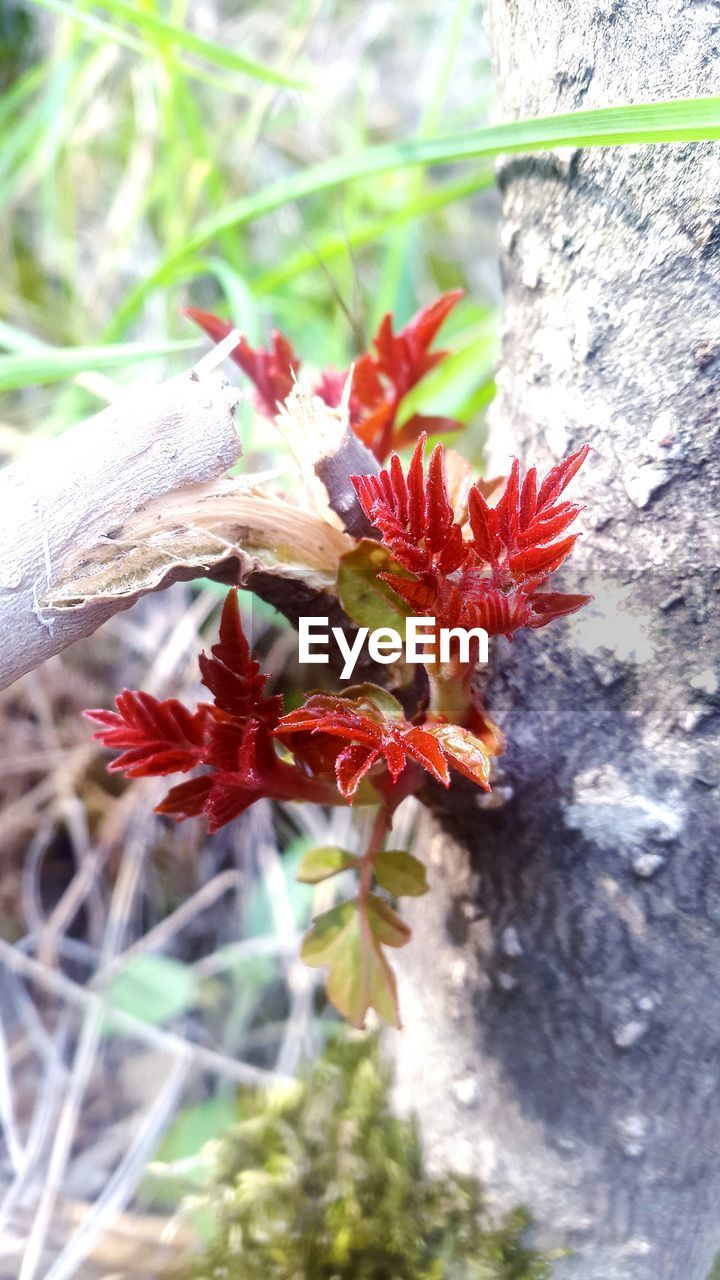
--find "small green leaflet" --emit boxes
[338,540,412,634]
[296,845,359,884]
[374,850,429,898]
[301,894,411,1029]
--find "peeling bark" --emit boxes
[0,360,242,690]
[392,7,720,1279]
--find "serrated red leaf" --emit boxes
[276,689,484,800]
[185,308,300,416]
[352,434,468,580]
[188,293,464,461]
[156,775,213,820]
[335,744,381,799]
[508,533,578,579]
[402,728,451,787]
[87,590,337,831]
[536,444,591,511]
[466,486,498,566]
[199,590,282,730]
[348,290,464,459]
[525,590,593,627]
[85,691,207,777]
[351,435,590,650]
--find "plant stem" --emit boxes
[358,807,391,907]
[426,661,475,725]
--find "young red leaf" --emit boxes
[352,434,467,579]
[524,590,593,627]
[156,775,213,820]
[85,691,208,777]
[198,589,282,730]
[276,688,458,801]
[536,444,591,510]
[424,724,491,790]
[347,290,464,460]
[185,308,299,416]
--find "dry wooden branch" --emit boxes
[0,345,242,691]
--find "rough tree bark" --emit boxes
[392,7,720,1280]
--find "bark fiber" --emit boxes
[392,6,720,1278]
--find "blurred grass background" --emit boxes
[0,0,499,458]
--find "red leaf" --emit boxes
[335,744,380,799]
[352,434,468,579]
[348,290,464,460]
[203,770,264,833]
[508,533,578,579]
[352,434,590,647]
[466,486,498,566]
[402,728,451,787]
[156,775,213,820]
[86,590,328,832]
[525,590,593,627]
[86,691,207,777]
[314,368,346,408]
[185,308,300,416]
[199,589,283,730]
[536,444,591,511]
[276,687,488,799]
[188,293,463,461]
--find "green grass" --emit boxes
[106,92,720,340]
[30,0,307,88]
[0,337,199,389]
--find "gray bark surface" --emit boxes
[392,6,720,1279]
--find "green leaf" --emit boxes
[426,724,491,789]
[338,540,413,634]
[301,895,410,1029]
[0,338,199,390]
[145,1095,238,1204]
[107,94,720,336]
[104,955,197,1030]
[365,894,412,947]
[296,846,360,884]
[374,850,429,898]
[28,0,305,89]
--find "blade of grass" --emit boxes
[28,0,306,89]
[106,94,720,338]
[372,0,474,327]
[248,169,493,296]
[95,0,307,88]
[0,339,200,390]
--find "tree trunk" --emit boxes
[392,7,720,1279]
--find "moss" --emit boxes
[183,1034,548,1280]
